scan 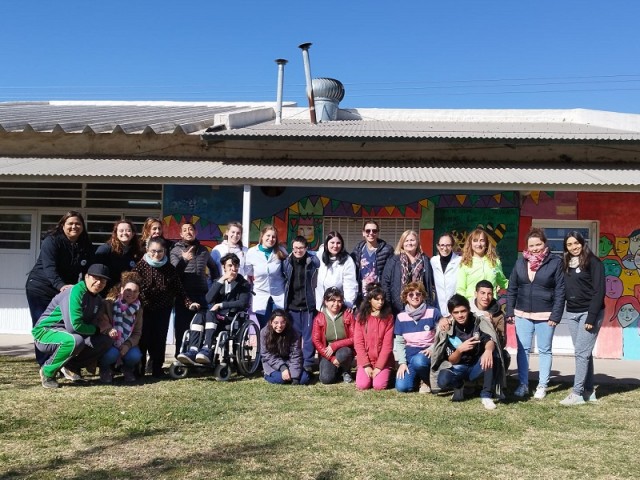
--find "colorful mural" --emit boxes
[162,186,640,360]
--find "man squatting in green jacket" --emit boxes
[32,264,113,389]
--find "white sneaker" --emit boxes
[481,398,497,410]
[533,386,547,399]
[60,366,82,382]
[583,390,597,402]
[513,384,529,397]
[560,392,585,406]
[452,387,464,402]
[418,381,431,394]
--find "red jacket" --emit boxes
[312,309,355,363]
[354,314,394,370]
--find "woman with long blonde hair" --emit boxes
[382,229,437,315]
[456,228,507,301]
[245,224,287,328]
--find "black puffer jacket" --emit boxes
[26,233,94,299]
[505,253,565,322]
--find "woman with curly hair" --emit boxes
[456,228,508,301]
[353,283,395,390]
[95,219,143,293]
[260,309,310,385]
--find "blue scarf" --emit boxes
[144,253,168,268]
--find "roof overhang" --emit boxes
[2,156,640,192]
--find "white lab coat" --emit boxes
[430,252,461,315]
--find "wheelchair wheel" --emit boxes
[235,320,261,377]
[214,363,230,382]
[169,361,189,380]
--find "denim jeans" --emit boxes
[515,316,556,388]
[395,351,431,393]
[562,309,604,395]
[264,369,310,385]
[437,356,495,399]
[100,345,143,369]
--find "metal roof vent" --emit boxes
[312,78,345,122]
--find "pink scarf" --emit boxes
[523,247,549,272]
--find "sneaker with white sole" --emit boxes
[513,384,529,397]
[342,372,353,384]
[177,350,197,366]
[560,392,586,406]
[40,367,59,389]
[418,381,431,394]
[533,386,547,399]
[60,366,82,382]
[452,387,464,402]
[481,398,497,410]
[583,390,597,402]
[195,348,213,365]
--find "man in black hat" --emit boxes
[32,263,113,389]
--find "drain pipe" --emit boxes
[298,42,317,125]
[274,58,287,125]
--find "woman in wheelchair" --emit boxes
[177,253,251,365]
[260,310,310,385]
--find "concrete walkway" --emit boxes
[2,333,639,385]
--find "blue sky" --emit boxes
[2,1,640,112]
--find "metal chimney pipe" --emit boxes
[274,59,288,125]
[298,42,317,125]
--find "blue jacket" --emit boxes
[505,253,565,322]
[283,252,319,312]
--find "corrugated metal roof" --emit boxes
[2,157,639,190]
[202,118,640,142]
[0,102,268,134]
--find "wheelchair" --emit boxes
[169,309,261,381]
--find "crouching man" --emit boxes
[177,253,251,365]
[32,264,113,389]
[430,294,506,410]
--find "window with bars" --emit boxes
[0,213,32,250]
[322,217,419,252]
[531,220,598,255]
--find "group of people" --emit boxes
[27,213,605,410]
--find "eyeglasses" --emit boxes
[292,246,307,251]
[407,292,423,298]
[149,249,165,255]
[364,229,378,234]
[326,298,344,303]
[437,243,453,248]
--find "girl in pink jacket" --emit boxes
[354,283,395,390]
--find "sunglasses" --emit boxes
[364,229,378,234]
[407,292,423,298]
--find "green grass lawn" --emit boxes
[1,356,638,480]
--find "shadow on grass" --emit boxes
[2,436,331,480]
